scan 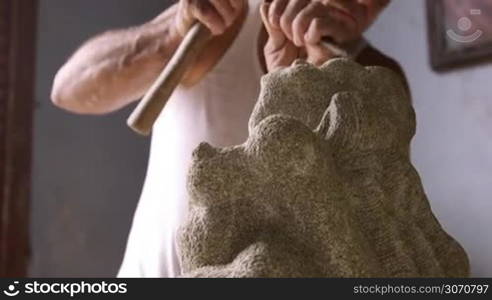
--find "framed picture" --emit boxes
[427,0,492,71]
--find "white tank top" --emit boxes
[118,0,264,277]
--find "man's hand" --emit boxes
[261,2,300,72]
[261,0,360,71]
[175,0,245,37]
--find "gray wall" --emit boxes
[366,0,492,277]
[32,0,172,277]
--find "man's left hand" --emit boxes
[261,0,360,70]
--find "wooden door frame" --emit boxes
[0,0,37,277]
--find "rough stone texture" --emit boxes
[177,58,470,278]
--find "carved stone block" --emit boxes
[178,59,469,277]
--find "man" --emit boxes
[52,0,407,277]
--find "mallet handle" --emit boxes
[127,23,211,136]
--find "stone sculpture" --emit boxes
[177,58,470,277]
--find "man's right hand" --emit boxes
[175,0,245,37]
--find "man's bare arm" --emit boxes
[51,5,183,115]
[52,0,245,115]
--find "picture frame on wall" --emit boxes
[427,0,492,71]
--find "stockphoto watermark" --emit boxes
[447,8,483,43]
[2,280,127,298]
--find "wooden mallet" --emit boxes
[127,22,211,136]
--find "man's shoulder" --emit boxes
[356,45,404,77]
[356,45,410,95]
